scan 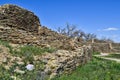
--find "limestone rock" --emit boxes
[14,69,25,74]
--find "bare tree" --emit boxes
[100,37,114,43]
[57,23,97,42]
[84,33,96,41]
[57,24,84,38]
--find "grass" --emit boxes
[0,39,56,64]
[0,39,56,56]
[105,53,120,59]
[52,57,120,80]
[0,40,13,53]
[92,51,100,55]
[0,61,47,80]
[13,45,56,64]
[13,45,56,57]
[19,45,55,55]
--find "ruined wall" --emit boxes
[92,43,111,53]
[111,43,120,52]
[91,43,120,53]
[38,46,92,79]
[0,25,78,50]
[0,26,40,44]
[0,4,40,33]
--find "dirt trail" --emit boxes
[94,53,120,63]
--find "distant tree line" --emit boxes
[57,23,114,43]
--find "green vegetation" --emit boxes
[0,39,55,56]
[0,65,13,80]
[92,51,100,55]
[13,45,55,56]
[52,57,120,80]
[0,61,46,80]
[13,45,55,64]
[0,40,13,53]
[0,40,55,80]
[105,53,120,59]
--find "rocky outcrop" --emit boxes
[0,4,40,33]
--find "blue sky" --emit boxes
[0,0,120,42]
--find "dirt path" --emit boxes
[94,53,120,63]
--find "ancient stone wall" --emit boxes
[91,43,120,53]
[0,26,39,44]
[0,4,40,33]
[92,43,111,53]
[111,43,120,52]
[0,25,78,50]
[39,46,92,79]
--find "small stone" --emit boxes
[4,65,10,70]
[2,57,7,63]
[17,61,24,65]
[49,73,57,79]
[11,76,21,80]
[14,69,25,74]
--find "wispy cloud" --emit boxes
[103,27,119,31]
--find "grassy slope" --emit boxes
[0,40,55,80]
[52,57,120,80]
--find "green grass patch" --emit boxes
[0,39,56,56]
[92,51,100,55]
[52,57,120,80]
[13,45,55,56]
[0,65,14,80]
[0,39,13,53]
[13,45,56,64]
[0,61,47,80]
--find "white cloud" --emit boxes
[103,27,119,31]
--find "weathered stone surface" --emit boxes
[0,4,40,33]
[40,46,92,79]
[92,43,111,53]
[0,45,10,64]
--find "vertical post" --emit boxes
[92,38,94,43]
[109,42,113,49]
